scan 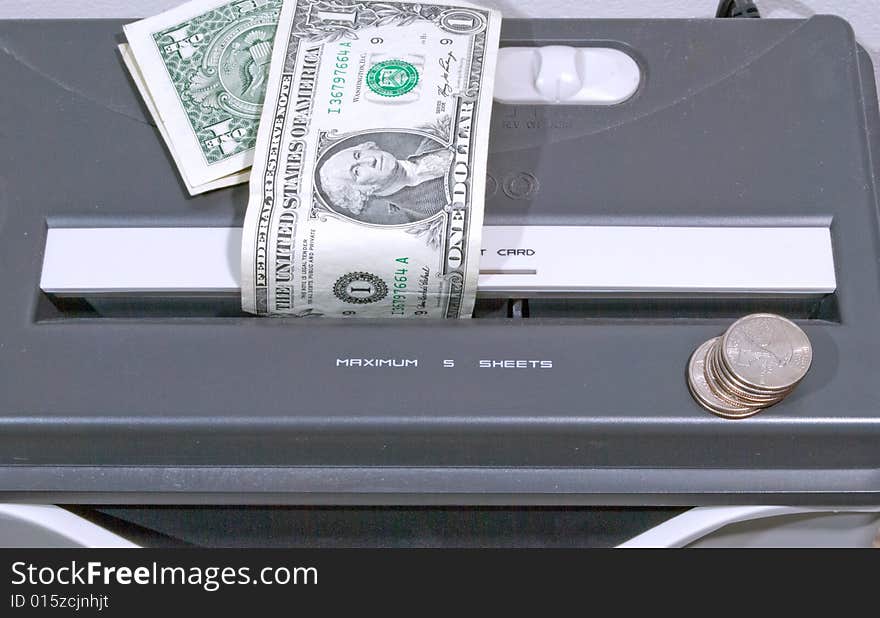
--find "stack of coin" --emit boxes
[687,314,813,419]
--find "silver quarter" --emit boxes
[721,314,812,391]
[687,339,764,419]
[703,341,767,409]
[709,341,791,405]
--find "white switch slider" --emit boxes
[494,46,641,105]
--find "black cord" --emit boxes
[716,0,762,18]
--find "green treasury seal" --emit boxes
[366,60,419,97]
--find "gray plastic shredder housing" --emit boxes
[0,17,879,505]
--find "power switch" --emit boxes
[494,46,641,105]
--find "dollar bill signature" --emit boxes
[123,0,285,194]
[241,0,501,317]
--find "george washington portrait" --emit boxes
[315,131,454,225]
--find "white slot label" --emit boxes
[41,226,837,298]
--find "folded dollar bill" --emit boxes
[122,0,285,195]
[240,0,501,317]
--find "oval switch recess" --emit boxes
[494,46,641,105]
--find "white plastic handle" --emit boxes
[0,504,140,548]
[617,506,880,548]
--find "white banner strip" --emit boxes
[41,226,836,297]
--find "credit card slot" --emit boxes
[501,295,840,322]
[479,269,538,276]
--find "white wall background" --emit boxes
[3,1,879,81]
[3,1,878,62]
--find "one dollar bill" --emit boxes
[123,0,285,194]
[241,0,501,317]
